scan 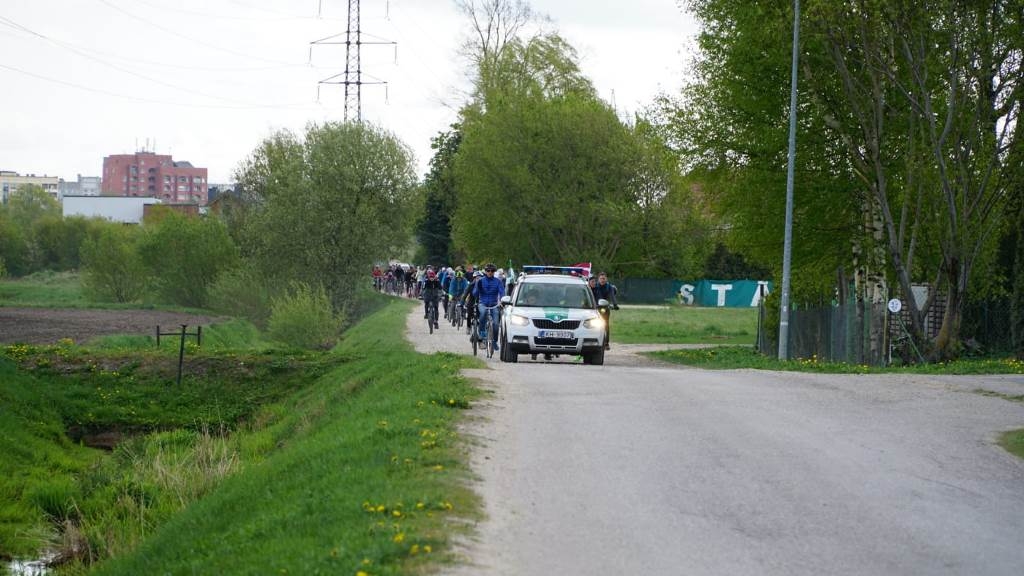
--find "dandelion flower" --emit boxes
[393,532,405,543]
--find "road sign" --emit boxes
[887,298,903,314]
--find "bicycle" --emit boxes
[466,309,479,355]
[479,303,500,359]
[426,298,439,334]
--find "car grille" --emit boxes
[535,337,579,346]
[532,319,581,329]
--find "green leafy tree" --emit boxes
[137,213,239,308]
[672,0,1023,359]
[0,212,30,277]
[32,216,95,271]
[417,127,462,265]
[3,184,60,230]
[235,122,418,312]
[81,223,149,303]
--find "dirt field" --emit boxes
[0,307,221,345]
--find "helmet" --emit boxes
[455,270,464,278]
[426,270,437,279]
[485,263,497,272]
[473,271,484,278]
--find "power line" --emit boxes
[0,60,323,111]
[0,15,280,107]
[94,0,300,67]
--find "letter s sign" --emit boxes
[679,284,695,305]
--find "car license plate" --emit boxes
[539,330,573,339]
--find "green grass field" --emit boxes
[2,301,485,575]
[614,305,758,345]
[0,271,86,308]
[650,346,1024,374]
[0,271,207,314]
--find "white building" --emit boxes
[62,195,161,224]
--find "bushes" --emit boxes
[267,283,345,349]
[207,265,275,326]
[138,213,239,308]
[80,224,150,303]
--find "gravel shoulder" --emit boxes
[0,307,221,345]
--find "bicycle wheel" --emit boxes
[427,302,435,334]
[486,316,495,358]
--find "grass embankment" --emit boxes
[650,346,1024,374]
[614,306,757,345]
[3,301,484,575]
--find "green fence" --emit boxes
[619,278,773,307]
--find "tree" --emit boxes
[235,122,419,312]
[137,212,239,308]
[417,127,462,266]
[673,0,1023,359]
[80,223,149,303]
[2,184,60,230]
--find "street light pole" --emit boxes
[778,0,800,360]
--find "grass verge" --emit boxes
[614,306,757,345]
[84,300,483,575]
[3,301,485,574]
[998,429,1024,460]
[650,346,1024,374]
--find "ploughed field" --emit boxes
[0,307,219,345]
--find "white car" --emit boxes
[498,268,608,364]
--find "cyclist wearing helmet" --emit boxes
[422,269,443,328]
[472,263,506,350]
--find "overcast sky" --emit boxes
[0,0,697,183]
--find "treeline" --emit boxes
[416,2,715,280]
[1,122,419,349]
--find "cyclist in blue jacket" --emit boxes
[473,263,506,350]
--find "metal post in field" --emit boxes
[778,0,800,360]
[177,324,187,386]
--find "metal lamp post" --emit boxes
[778,0,800,360]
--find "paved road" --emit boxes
[406,307,1024,576]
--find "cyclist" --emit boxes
[372,265,383,292]
[422,269,443,328]
[591,271,619,350]
[447,268,469,322]
[473,263,506,351]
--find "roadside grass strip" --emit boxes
[650,346,1024,374]
[93,300,484,575]
[999,429,1024,460]
[614,306,757,345]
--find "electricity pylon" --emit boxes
[310,0,395,122]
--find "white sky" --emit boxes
[0,0,697,183]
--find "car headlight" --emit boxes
[583,314,605,329]
[509,314,530,326]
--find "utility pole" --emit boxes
[310,0,396,122]
[778,0,800,360]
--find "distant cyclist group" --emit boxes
[372,262,618,354]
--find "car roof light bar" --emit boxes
[521,265,589,277]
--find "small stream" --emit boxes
[4,554,53,575]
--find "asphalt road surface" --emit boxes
[406,306,1024,576]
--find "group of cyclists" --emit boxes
[372,261,619,354]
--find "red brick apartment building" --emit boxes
[102,152,209,204]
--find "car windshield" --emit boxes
[515,283,594,309]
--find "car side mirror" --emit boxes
[501,296,512,306]
[597,298,609,308]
